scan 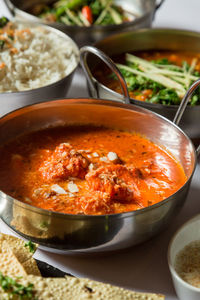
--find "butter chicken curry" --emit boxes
[0,126,187,215]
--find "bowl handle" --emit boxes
[80,46,130,104]
[3,0,15,17]
[155,0,165,10]
[173,78,200,156]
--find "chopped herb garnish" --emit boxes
[24,241,36,253]
[0,40,5,50]
[40,221,49,228]
[8,35,14,41]
[0,17,9,28]
[0,273,35,299]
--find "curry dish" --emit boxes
[0,125,187,215]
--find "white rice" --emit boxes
[0,22,79,93]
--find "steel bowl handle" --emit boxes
[153,0,165,20]
[155,0,165,10]
[80,46,130,104]
[197,145,200,157]
[3,0,15,17]
[173,78,200,156]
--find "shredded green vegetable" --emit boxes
[32,0,131,26]
[115,54,200,106]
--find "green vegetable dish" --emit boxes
[94,51,200,106]
[32,0,132,26]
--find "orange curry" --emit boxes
[0,126,187,215]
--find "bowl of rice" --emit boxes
[0,17,79,116]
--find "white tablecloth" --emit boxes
[0,1,200,299]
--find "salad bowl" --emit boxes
[80,29,200,139]
[4,0,164,46]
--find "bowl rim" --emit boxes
[168,213,200,293]
[0,19,79,95]
[0,97,197,219]
[92,27,200,109]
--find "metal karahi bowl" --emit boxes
[0,96,199,254]
[80,28,200,139]
[4,0,164,46]
[0,20,79,117]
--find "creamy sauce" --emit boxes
[0,125,187,215]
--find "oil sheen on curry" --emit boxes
[0,126,187,215]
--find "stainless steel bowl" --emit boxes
[4,0,164,46]
[0,93,199,254]
[80,29,200,139]
[0,20,79,117]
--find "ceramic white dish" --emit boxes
[168,214,200,300]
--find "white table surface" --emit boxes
[0,0,200,299]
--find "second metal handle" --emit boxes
[173,78,200,156]
[80,46,130,104]
[3,0,15,17]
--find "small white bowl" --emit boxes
[168,214,200,300]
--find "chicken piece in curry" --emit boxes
[0,126,187,215]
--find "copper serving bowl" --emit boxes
[4,0,164,46]
[80,29,200,139]
[0,92,199,254]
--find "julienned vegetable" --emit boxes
[116,53,200,105]
[35,0,130,26]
